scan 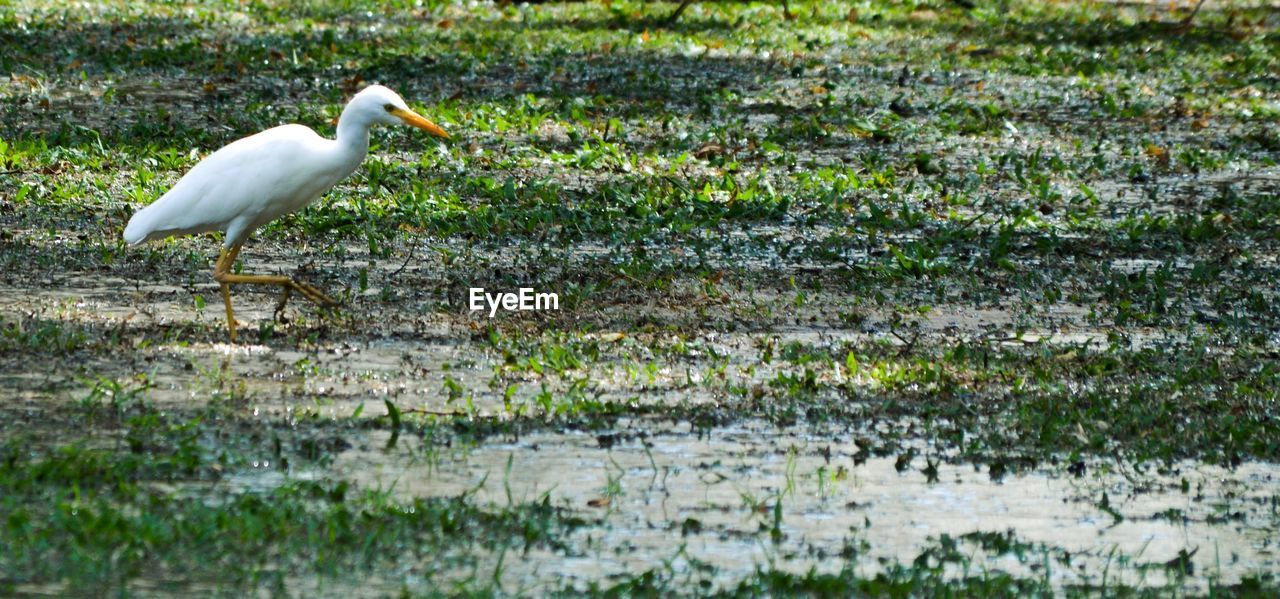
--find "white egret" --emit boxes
[123,85,448,342]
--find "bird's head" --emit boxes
[347,84,449,139]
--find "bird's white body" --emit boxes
[121,85,449,342]
[124,124,362,246]
[123,84,443,248]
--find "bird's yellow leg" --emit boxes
[217,271,338,307]
[212,243,339,320]
[274,286,292,322]
[214,247,244,342]
[220,282,238,343]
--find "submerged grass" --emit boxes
[0,394,587,595]
[1,449,586,595]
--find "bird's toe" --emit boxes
[294,281,340,307]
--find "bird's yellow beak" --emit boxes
[391,107,449,139]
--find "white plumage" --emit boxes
[124,85,449,342]
[125,124,342,246]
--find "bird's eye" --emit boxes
[384,104,395,113]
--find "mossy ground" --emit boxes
[1,0,1278,595]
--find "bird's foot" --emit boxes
[293,280,340,308]
[274,287,293,323]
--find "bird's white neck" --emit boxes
[334,103,374,161]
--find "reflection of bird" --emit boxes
[124,85,449,342]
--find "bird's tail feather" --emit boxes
[122,205,156,246]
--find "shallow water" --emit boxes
[217,422,1280,593]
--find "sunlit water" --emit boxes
[222,421,1280,592]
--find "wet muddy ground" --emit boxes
[2,0,1279,595]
